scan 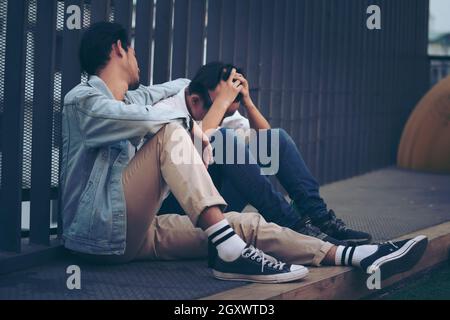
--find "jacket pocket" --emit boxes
[67,180,95,238]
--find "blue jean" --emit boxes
[158,128,328,228]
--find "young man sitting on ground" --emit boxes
[156,62,372,246]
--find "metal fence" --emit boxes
[0,0,430,255]
[430,56,450,85]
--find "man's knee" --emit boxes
[161,121,191,145]
[163,121,187,135]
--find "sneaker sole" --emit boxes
[367,235,428,281]
[212,266,309,284]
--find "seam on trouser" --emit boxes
[312,241,334,266]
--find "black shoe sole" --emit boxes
[366,235,428,281]
[212,266,309,284]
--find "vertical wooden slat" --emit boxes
[220,0,236,63]
[300,0,313,172]
[308,0,322,179]
[90,0,110,23]
[345,0,356,178]
[246,0,263,106]
[206,0,222,62]
[134,0,154,85]
[290,0,308,150]
[29,0,57,246]
[233,0,250,72]
[366,0,375,172]
[269,0,286,129]
[352,0,367,175]
[153,0,173,84]
[339,0,347,178]
[186,0,206,78]
[61,0,84,97]
[0,0,27,252]
[172,0,189,79]
[280,0,295,135]
[258,0,275,120]
[57,0,84,239]
[317,0,330,183]
[325,0,336,183]
[114,0,133,37]
[334,0,345,181]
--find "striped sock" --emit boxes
[335,245,378,267]
[205,219,247,262]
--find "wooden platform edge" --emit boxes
[201,221,450,300]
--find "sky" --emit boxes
[429,0,450,33]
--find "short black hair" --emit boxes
[79,22,130,75]
[188,62,244,109]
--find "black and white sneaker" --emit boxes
[314,210,373,245]
[293,217,348,246]
[211,245,309,284]
[360,235,428,280]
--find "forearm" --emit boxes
[201,100,229,133]
[245,102,271,130]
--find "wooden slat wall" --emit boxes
[0,0,431,252]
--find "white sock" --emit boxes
[205,219,247,262]
[335,245,378,267]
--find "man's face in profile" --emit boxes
[126,46,140,90]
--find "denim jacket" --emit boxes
[60,76,191,255]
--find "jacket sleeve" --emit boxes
[126,78,191,106]
[73,91,191,149]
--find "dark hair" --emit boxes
[79,22,130,75]
[188,62,244,109]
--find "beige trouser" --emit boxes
[83,122,333,266]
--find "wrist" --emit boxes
[214,96,233,110]
[243,96,255,109]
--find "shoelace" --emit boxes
[242,246,286,273]
[327,210,348,231]
[300,220,323,237]
[386,241,399,249]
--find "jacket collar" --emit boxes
[87,75,115,100]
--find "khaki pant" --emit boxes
[82,122,333,266]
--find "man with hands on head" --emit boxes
[158,62,373,246]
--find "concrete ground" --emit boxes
[0,167,449,300]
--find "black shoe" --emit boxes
[211,245,309,283]
[360,235,428,280]
[313,210,372,245]
[293,217,348,246]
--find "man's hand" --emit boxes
[233,72,271,130]
[235,73,254,108]
[215,68,243,109]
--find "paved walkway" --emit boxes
[1,167,449,299]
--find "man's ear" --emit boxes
[112,40,125,58]
[191,94,202,107]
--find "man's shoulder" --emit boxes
[152,86,186,108]
[64,82,97,105]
